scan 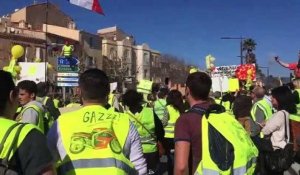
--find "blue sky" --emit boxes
[1,0,300,76]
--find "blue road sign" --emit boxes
[57,56,79,66]
[57,56,80,73]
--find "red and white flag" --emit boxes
[68,0,104,15]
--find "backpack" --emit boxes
[40,97,55,134]
[188,104,234,170]
[0,123,27,175]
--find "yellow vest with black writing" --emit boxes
[16,104,44,133]
[0,118,36,161]
[165,105,180,138]
[126,107,157,153]
[251,98,273,122]
[195,112,258,175]
[57,105,135,175]
[63,45,72,57]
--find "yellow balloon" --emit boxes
[3,66,9,71]
[47,63,53,70]
[34,58,41,62]
[14,65,22,73]
[11,45,24,59]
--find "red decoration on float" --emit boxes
[235,64,256,80]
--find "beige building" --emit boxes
[99,26,162,85]
[0,2,102,82]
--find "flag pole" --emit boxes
[45,0,49,83]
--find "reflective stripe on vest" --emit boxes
[63,45,72,56]
[0,118,36,160]
[126,107,157,153]
[154,99,167,120]
[18,104,44,133]
[58,105,134,174]
[58,158,135,175]
[42,96,49,106]
[165,105,180,138]
[195,112,258,175]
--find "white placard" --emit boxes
[211,65,238,78]
[18,62,47,83]
[110,82,118,93]
[212,76,229,92]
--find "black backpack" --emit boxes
[188,104,234,171]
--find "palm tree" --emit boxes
[242,38,257,64]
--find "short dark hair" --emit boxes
[271,86,297,114]
[122,89,143,108]
[0,71,16,114]
[166,90,184,113]
[36,82,48,97]
[79,69,110,102]
[186,72,212,100]
[232,95,252,118]
[17,80,37,95]
[157,88,169,98]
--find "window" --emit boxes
[123,49,129,63]
[143,52,149,65]
[109,48,117,60]
[144,69,148,78]
[89,37,93,47]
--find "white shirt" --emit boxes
[262,110,290,150]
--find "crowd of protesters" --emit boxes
[1,68,300,175]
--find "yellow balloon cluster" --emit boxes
[3,45,24,79]
[11,45,24,59]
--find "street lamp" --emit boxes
[221,37,245,65]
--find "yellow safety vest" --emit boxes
[16,104,44,133]
[222,101,231,111]
[154,99,167,120]
[41,96,55,132]
[251,98,273,121]
[215,99,221,105]
[57,105,135,175]
[165,105,180,138]
[126,107,157,153]
[0,118,36,161]
[196,112,258,175]
[108,93,115,106]
[53,99,60,108]
[63,45,72,57]
[66,103,81,108]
